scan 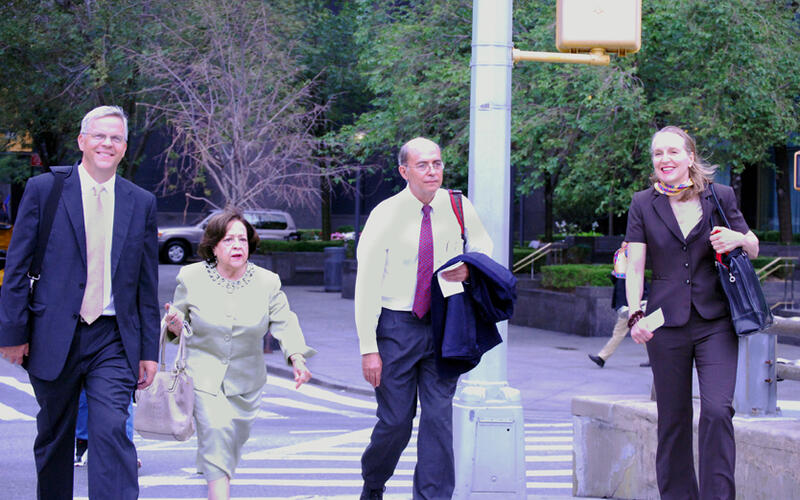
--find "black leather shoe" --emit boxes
[360,486,385,499]
[74,438,88,467]
[588,354,605,368]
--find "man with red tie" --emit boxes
[354,137,493,500]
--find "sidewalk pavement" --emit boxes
[269,285,800,421]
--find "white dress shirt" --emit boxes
[78,164,116,316]
[354,186,493,354]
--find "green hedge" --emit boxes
[540,258,794,291]
[256,239,345,253]
[752,230,800,244]
[540,264,655,290]
[540,264,615,289]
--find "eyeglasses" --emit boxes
[220,235,248,247]
[408,160,444,173]
[86,133,126,146]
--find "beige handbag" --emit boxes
[134,319,195,441]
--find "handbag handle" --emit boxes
[158,318,191,372]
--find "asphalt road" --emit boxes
[0,264,577,499]
[0,364,574,499]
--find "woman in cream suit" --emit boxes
[164,209,315,500]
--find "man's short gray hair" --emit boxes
[80,106,128,141]
[397,137,439,166]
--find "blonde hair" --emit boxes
[649,126,716,199]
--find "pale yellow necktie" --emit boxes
[80,186,105,324]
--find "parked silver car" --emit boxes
[158,209,299,264]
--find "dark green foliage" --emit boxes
[540,264,615,289]
[256,239,345,253]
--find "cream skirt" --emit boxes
[193,386,263,481]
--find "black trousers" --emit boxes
[28,316,138,500]
[361,309,459,500]
[647,306,738,500]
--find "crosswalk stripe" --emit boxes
[0,401,35,421]
[0,375,35,397]
[526,469,572,477]
[267,376,377,410]
[139,476,414,488]
[182,467,413,475]
[525,444,573,451]
[261,397,372,419]
[524,435,572,443]
[524,422,572,427]
[526,454,572,462]
[527,481,572,489]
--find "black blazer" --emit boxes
[625,183,749,327]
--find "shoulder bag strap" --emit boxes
[27,166,70,286]
[708,183,732,230]
[448,189,466,250]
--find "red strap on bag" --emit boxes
[715,252,729,270]
[448,189,466,249]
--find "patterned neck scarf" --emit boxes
[654,179,694,196]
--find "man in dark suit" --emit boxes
[0,105,159,499]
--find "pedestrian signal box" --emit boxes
[556,0,642,55]
[794,151,800,191]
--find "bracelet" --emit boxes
[627,310,645,329]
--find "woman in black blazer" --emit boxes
[625,126,759,500]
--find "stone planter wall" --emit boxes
[573,395,800,500]
[250,252,323,286]
[511,286,617,337]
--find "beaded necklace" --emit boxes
[205,261,254,293]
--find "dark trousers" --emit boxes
[647,307,738,500]
[361,309,459,500]
[28,316,139,500]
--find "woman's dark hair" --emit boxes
[198,209,259,262]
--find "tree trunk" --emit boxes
[320,176,331,241]
[774,145,793,245]
[544,172,553,242]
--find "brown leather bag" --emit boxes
[134,320,195,441]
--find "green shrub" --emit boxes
[256,240,345,253]
[298,229,321,241]
[541,264,615,290]
[540,264,652,290]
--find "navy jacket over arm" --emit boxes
[430,252,517,378]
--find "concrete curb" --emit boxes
[265,359,375,398]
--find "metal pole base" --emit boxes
[452,379,526,499]
[734,333,778,416]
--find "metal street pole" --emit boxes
[452,1,525,498]
[354,169,362,248]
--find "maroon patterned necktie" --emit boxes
[412,205,433,319]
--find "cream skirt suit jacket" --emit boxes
[169,261,315,480]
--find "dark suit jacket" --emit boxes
[625,183,749,327]
[0,165,160,381]
[431,252,516,378]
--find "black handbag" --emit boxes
[709,184,773,336]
